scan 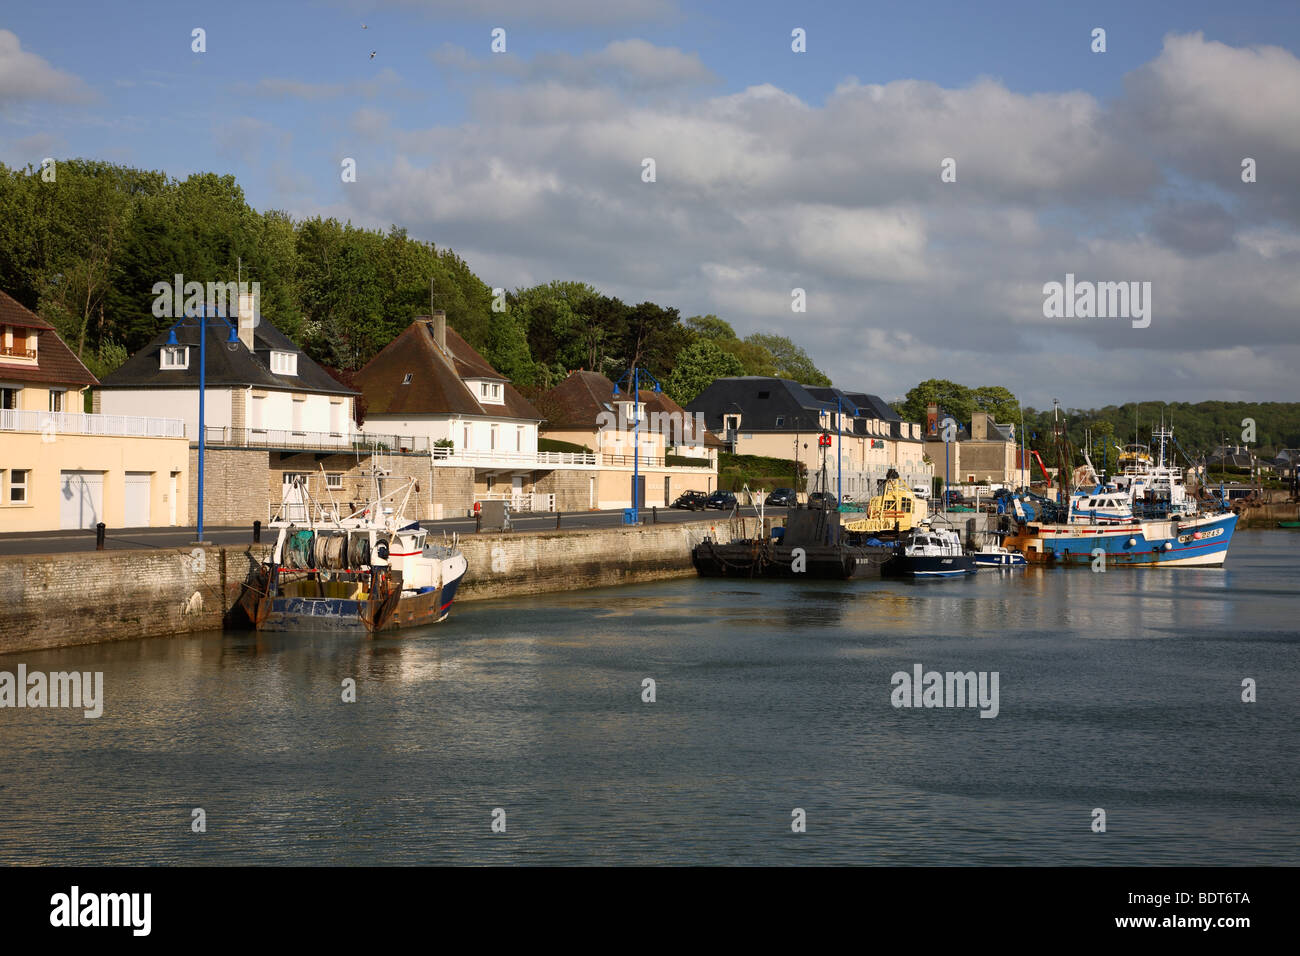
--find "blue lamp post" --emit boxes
[613,366,663,521]
[167,305,239,544]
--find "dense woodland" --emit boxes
[0,160,828,405]
[897,379,1300,461]
[3,161,1296,456]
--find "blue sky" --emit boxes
[4,0,1300,406]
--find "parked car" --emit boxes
[911,483,931,500]
[672,490,709,511]
[943,489,966,507]
[807,491,839,508]
[705,490,737,510]
[764,487,794,507]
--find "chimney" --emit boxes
[237,290,257,351]
[432,309,447,352]
[972,412,988,441]
[926,402,938,436]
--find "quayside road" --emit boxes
[0,506,786,556]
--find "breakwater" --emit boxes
[0,517,757,655]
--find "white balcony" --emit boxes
[0,408,185,438]
[432,446,597,467]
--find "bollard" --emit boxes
[95,522,106,551]
[556,511,562,530]
[253,519,262,543]
[652,506,657,524]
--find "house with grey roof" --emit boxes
[96,299,359,449]
[687,376,929,500]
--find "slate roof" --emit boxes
[355,317,541,421]
[689,377,913,440]
[98,314,355,396]
[0,289,98,387]
[541,370,720,443]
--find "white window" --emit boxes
[49,389,65,412]
[473,380,505,405]
[463,423,471,450]
[326,473,343,490]
[490,424,499,450]
[160,346,189,370]
[271,351,298,376]
[516,426,523,452]
[9,469,28,503]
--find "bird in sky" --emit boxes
[369,51,376,59]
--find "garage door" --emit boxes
[60,471,104,530]
[124,472,151,527]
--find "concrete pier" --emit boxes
[0,517,743,655]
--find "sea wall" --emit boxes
[0,517,744,655]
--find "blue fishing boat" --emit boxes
[1004,426,1237,567]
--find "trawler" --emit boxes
[237,473,467,632]
[1004,426,1237,567]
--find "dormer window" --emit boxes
[471,380,504,405]
[402,373,412,385]
[270,351,298,376]
[160,345,189,370]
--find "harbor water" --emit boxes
[2,530,1297,865]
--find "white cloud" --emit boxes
[332,32,1300,405]
[0,30,95,106]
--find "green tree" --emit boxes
[744,332,830,385]
[899,379,975,427]
[665,339,745,406]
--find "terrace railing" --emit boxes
[202,426,431,453]
[0,408,185,438]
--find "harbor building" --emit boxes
[687,377,930,500]
[538,370,720,509]
[0,290,189,531]
[922,404,1025,487]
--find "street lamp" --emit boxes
[612,366,663,520]
[168,305,239,544]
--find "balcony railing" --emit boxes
[0,408,185,438]
[202,426,430,453]
[0,345,37,359]
[601,453,715,469]
[432,446,597,466]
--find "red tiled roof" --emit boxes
[541,369,718,443]
[355,318,541,421]
[0,289,98,386]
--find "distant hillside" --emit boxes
[1022,401,1300,459]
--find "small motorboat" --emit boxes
[971,545,1027,568]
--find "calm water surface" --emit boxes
[2,530,1297,865]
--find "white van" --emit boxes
[911,483,930,500]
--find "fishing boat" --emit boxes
[1004,426,1237,567]
[1278,521,1300,529]
[237,473,467,632]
